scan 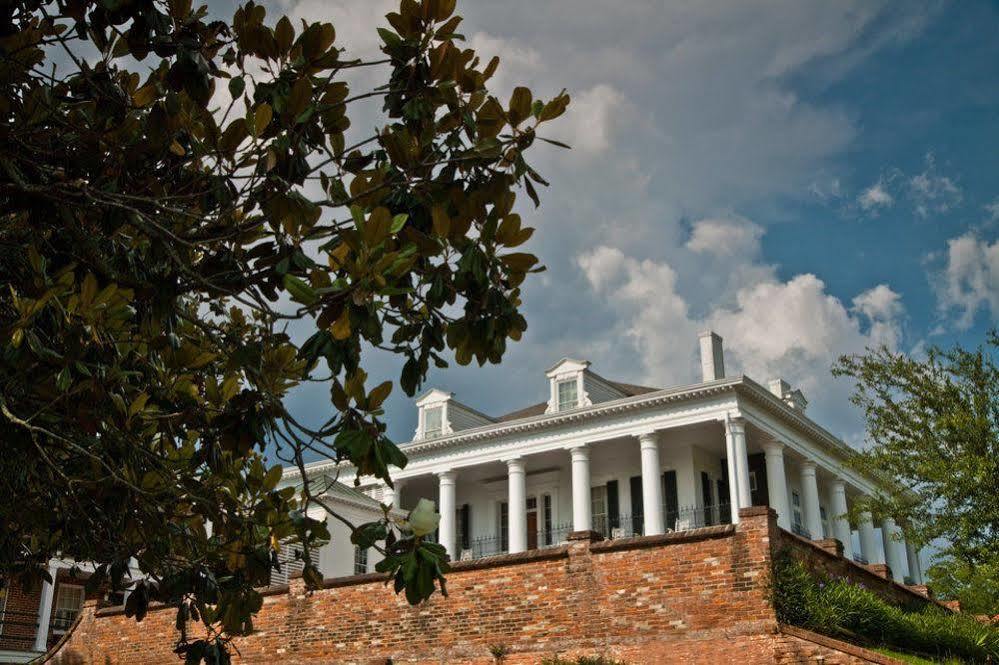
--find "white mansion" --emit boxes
[286,331,924,586]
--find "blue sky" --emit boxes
[270,0,999,454]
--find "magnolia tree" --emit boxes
[0,0,568,659]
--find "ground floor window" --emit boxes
[591,485,608,534]
[52,584,84,632]
[353,546,368,575]
[791,491,804,535]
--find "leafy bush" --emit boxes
[772,549,999,662]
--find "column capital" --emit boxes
[830,476,848,491]
[761,440,785,455]
[725,415,747,434]
[436,469,456,484]
[505,457,526,471]
[569,445,590,461]
[637,430,659,448]
[799,459,817,474]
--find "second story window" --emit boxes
[424,406,443,438]
[557,379,578,410]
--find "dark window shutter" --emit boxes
[717,478,731,524]
[460,504,470,550]
[701,472,713,526]
[606,480,619,531]
[629,475,643,534]
[662,470,679,530]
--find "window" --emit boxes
[791,491,804,535]
[748,471,758,492]
[591,485,608,534]
[52,584,84,632]
[499,501,509,551]
[543,494,553,546]
[353,546,368,575]
[424,406,443,438]
[820,506,830,539]
[557,379,578,410]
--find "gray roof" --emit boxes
[495,380,659,422]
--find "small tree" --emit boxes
[834,332,999,607]
[0,0,568,658]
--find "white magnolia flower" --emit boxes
[405,498,440,537]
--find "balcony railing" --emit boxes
[458,504,732,561]
[791,522,812,539]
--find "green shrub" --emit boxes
[771,549,999,662]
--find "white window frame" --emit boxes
[748,471,758,493]
[557,379,578,411]
[791,491,803,532]
[0,585,7,637]
[590,484,608,533]
[820,506,830,539]
[51,583,85,634]
[423,406,444,438]
[353,546,368,575]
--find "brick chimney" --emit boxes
[698,331,725,382]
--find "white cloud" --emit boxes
[858,180,894,212]
[934,233,999,330]
[852,284,905,348]
[554,84,625,154]
[909,153,962,218]
[577,223,905,438]
[985,197,999,223]
[686,217,764,257]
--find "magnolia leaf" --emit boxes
[283,274,318,306]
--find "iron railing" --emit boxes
[791,522,812,539]
[457,505,733,561]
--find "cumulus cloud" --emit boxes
[577,221,905,436]
[686,217,764,257]
[934,233,999,330]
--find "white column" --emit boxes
[570,446,591,532]
[858,510,881,564]
[762,441,791,530]
[905,541,923,585]
[728,417,752,512]
[829,479,854,560]
[638,432,665,536]
[437,471,457,560]
[34,563,59,652]
[881,517,904,582]
[799,461,822,540]
[724,422,741,525]
[507,458,528,553]
[382,485,396,510]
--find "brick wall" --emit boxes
[1,577,42,652]
[46,508,897,664]
[776,530,942,611]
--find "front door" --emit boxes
[526,510,538,550]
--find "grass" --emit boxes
[872,646,964,664]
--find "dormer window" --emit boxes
[424,406,443,438]
[557,379,578,410]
